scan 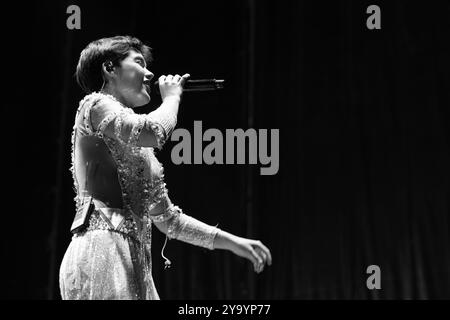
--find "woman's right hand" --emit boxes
[158,73,190,101]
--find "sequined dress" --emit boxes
[59,92,219,300]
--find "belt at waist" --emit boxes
[77,208,143,243]
[95,207,125,229]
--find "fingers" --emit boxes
[255,248,267,273]
[248,247,263,273]
[257,248,268,264]
[252,241,272,273]
[257,241,272,266]
[163,74,173,83]
[172,74,181,83]
[180,73,190,86]
[233,238,272,274]
[158,74,175,85]
[254,247,269,273]
[158,74,190,85]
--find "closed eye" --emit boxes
[135,58,146,68]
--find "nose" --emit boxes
[145,69,154,81]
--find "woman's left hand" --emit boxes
[229,236,272,273]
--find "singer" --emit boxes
[59,35,272,300]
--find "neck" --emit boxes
[100,84,130,108]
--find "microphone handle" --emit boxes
[153,79,224,94]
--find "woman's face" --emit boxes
[110,50,154,107]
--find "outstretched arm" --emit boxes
[150,199,272,273]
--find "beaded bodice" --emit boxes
[69,92,174,263]
[70,92,169,220]
[101,119,168,220]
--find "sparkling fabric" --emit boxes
[59,211,157,300]
[60,92,219,300]
[155,205,219,250]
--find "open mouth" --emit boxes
[143,80,152,93]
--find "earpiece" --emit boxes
[105,61,114,72]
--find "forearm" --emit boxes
[154,213,237,252]
[159,96,180,116]
[151,205,220,250]
[212,229,239,252]
[149,96,180,134]
[137,96,180,148]
[150,203,272,273]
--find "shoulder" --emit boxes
[75,92,124,135]
[84,92,129,125]
[82,92,124,114]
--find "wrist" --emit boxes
[213,229,238,251]
[162,95,181,104]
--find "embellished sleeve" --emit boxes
[150,204,220,250]
[147,106,177,141]
[88,93,175,149]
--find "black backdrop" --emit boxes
[2,0,450,299]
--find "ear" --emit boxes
[101,62,116,86]
[102,61,115,75]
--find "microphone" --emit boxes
[153,79,224,94]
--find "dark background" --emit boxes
[2,0,450,299]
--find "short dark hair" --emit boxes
[75,35,153,94]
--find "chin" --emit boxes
[134,92,151,107]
